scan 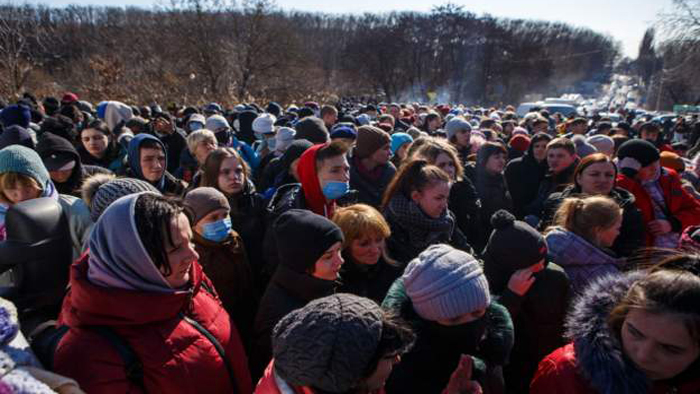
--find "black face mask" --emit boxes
[215,130,231,146]
[427,315,488,355]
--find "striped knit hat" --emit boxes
[403,244,490,321]
[89,177,159,221]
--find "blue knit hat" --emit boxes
[390,132,413,155]
[330,124,357,140]
[403,244,490,321]
[0,105,31,129]
[0,145,50,191]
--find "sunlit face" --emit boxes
[411,181,451,219]
[396,143,410,161]
[81,128,109,158]
[49,168,73,183]
[139,147,166,182]
[547,148,576,174]
[433,153,457,180]
[317,154,350,190]
[194,139,217,166]
[162,213,199,288]
[3,183,41,204]
[532,141,548,162]
[436,307,486,326]
[454,129,471,148]
[485,152,507,174]
[311,241,344,281]
[621,309,700,381]
[217,156,246,196]
[577,162,616,195]
[193,208,229,236]
[596,213,622,248]
[637,161,661,183]
[349,234,385,266]
[370,143,392,165]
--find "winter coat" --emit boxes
[54,255,253,394]
[483,256,569,394]
[530,271,700,394]
[78,143,125,173]
[526,159,579,219]
[383,194,472,265]
[251,265,336,381]
[545,226,626,297]
[58,194,94,261]
[228,179,267,283]
[448,178,482,250]
[539,185,645,257]
[464,164,513,252]
[617,168,700,247]
[157,127,188,174]
[192,230,257,349]
[349,155,396,208]
[504,149,548,219]
[336,254,402,304]
[381,279,513,394]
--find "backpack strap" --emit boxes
[90,326,145,390]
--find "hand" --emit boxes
[648,219,672,236]
[443,355,483,394]
[507,268,536,296]
[154,117,173,134]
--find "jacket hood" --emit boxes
[36,132,83,194]
[64,255,206,327]
[565,271,649,394]
[128,133,167,190]
[297,144,334,217]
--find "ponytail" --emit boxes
[382,159,451,210]
[552,196,621,244]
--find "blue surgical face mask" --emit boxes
[189,122,204,131]
[202,217,232,243]
[322,181,349,200]
[266,137,276,151]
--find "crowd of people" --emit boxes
[0,92,700,393]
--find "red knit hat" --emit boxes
[509,134,531,152]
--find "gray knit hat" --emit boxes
[89,177,159,221]
[403,244,490,321]
[183,187,230,226]
[445,117,472,140]
[0,145,50,191]
[272,293,384,393]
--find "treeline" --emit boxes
[0,0,620,106]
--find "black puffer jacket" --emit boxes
[228,179,267,281]
[504,138,549,219]
[526,159,579,219]
[449,178,481,249]
[539,185,645,258]
[465,163,513,252]
[337,254,402,304]
[349,155,396,208]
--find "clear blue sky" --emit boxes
[38,0,672,58]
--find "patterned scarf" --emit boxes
[385,193,456,250]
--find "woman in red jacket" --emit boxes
[53,192,253,394]
[531,260,700,394]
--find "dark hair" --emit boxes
[200,147,250,194]
[547,137,576,155]
[320,105,338,118]
[59,104,83,124]
[316,140,349,169]
[134,193,185,277]
[82,119,112,138]
[573,153,616,189]
[640,122,661,134]
[362,312,415,378]
[381,159,451,209]
[476,141,507,170]
[139,138,164,152]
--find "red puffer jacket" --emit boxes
[255,361,385,394]
[54,255,253,394]
[616,168,700,246]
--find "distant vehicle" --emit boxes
[652,114,677,124]
[516,102,539,117]
[545,98,577,106]
[597,112,623,123]
[541,104,578,118]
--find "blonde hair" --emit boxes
[332,203,396,266]
[186,129,217,155]
[414,138,464,181]
[0,172,42,204]
[552,195,622,244]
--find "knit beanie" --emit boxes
[273,294,384,393]
[87,176,160,221]
[617,139,660,168]
[0,126,34,150]
[205,114,229,131]
[512,126,529,137]
[266,102,283,117]
[294,117,329,144]
[356,114,371,126]
[445,117,472,140]
[355,126,391,159]
[0,145,49,190]
[330,124,358,140]
[402,244,490,321]
[252,113,276,135]
[183,187,230,226]
[390,132,413,155]
[587,134,615,156]
[274,209,344,273]
[279,139,314,171]
[0,105,31,129]
[482,210,548,291]
[508,134,530,153]
[572,135,597,158]
[660,151,685,172]
[275,127,296,152]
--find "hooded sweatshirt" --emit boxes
[126,133,185,196]
[36,132,89,196]
[297,144,335,218]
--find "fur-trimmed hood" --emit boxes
[565,271,649,394]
